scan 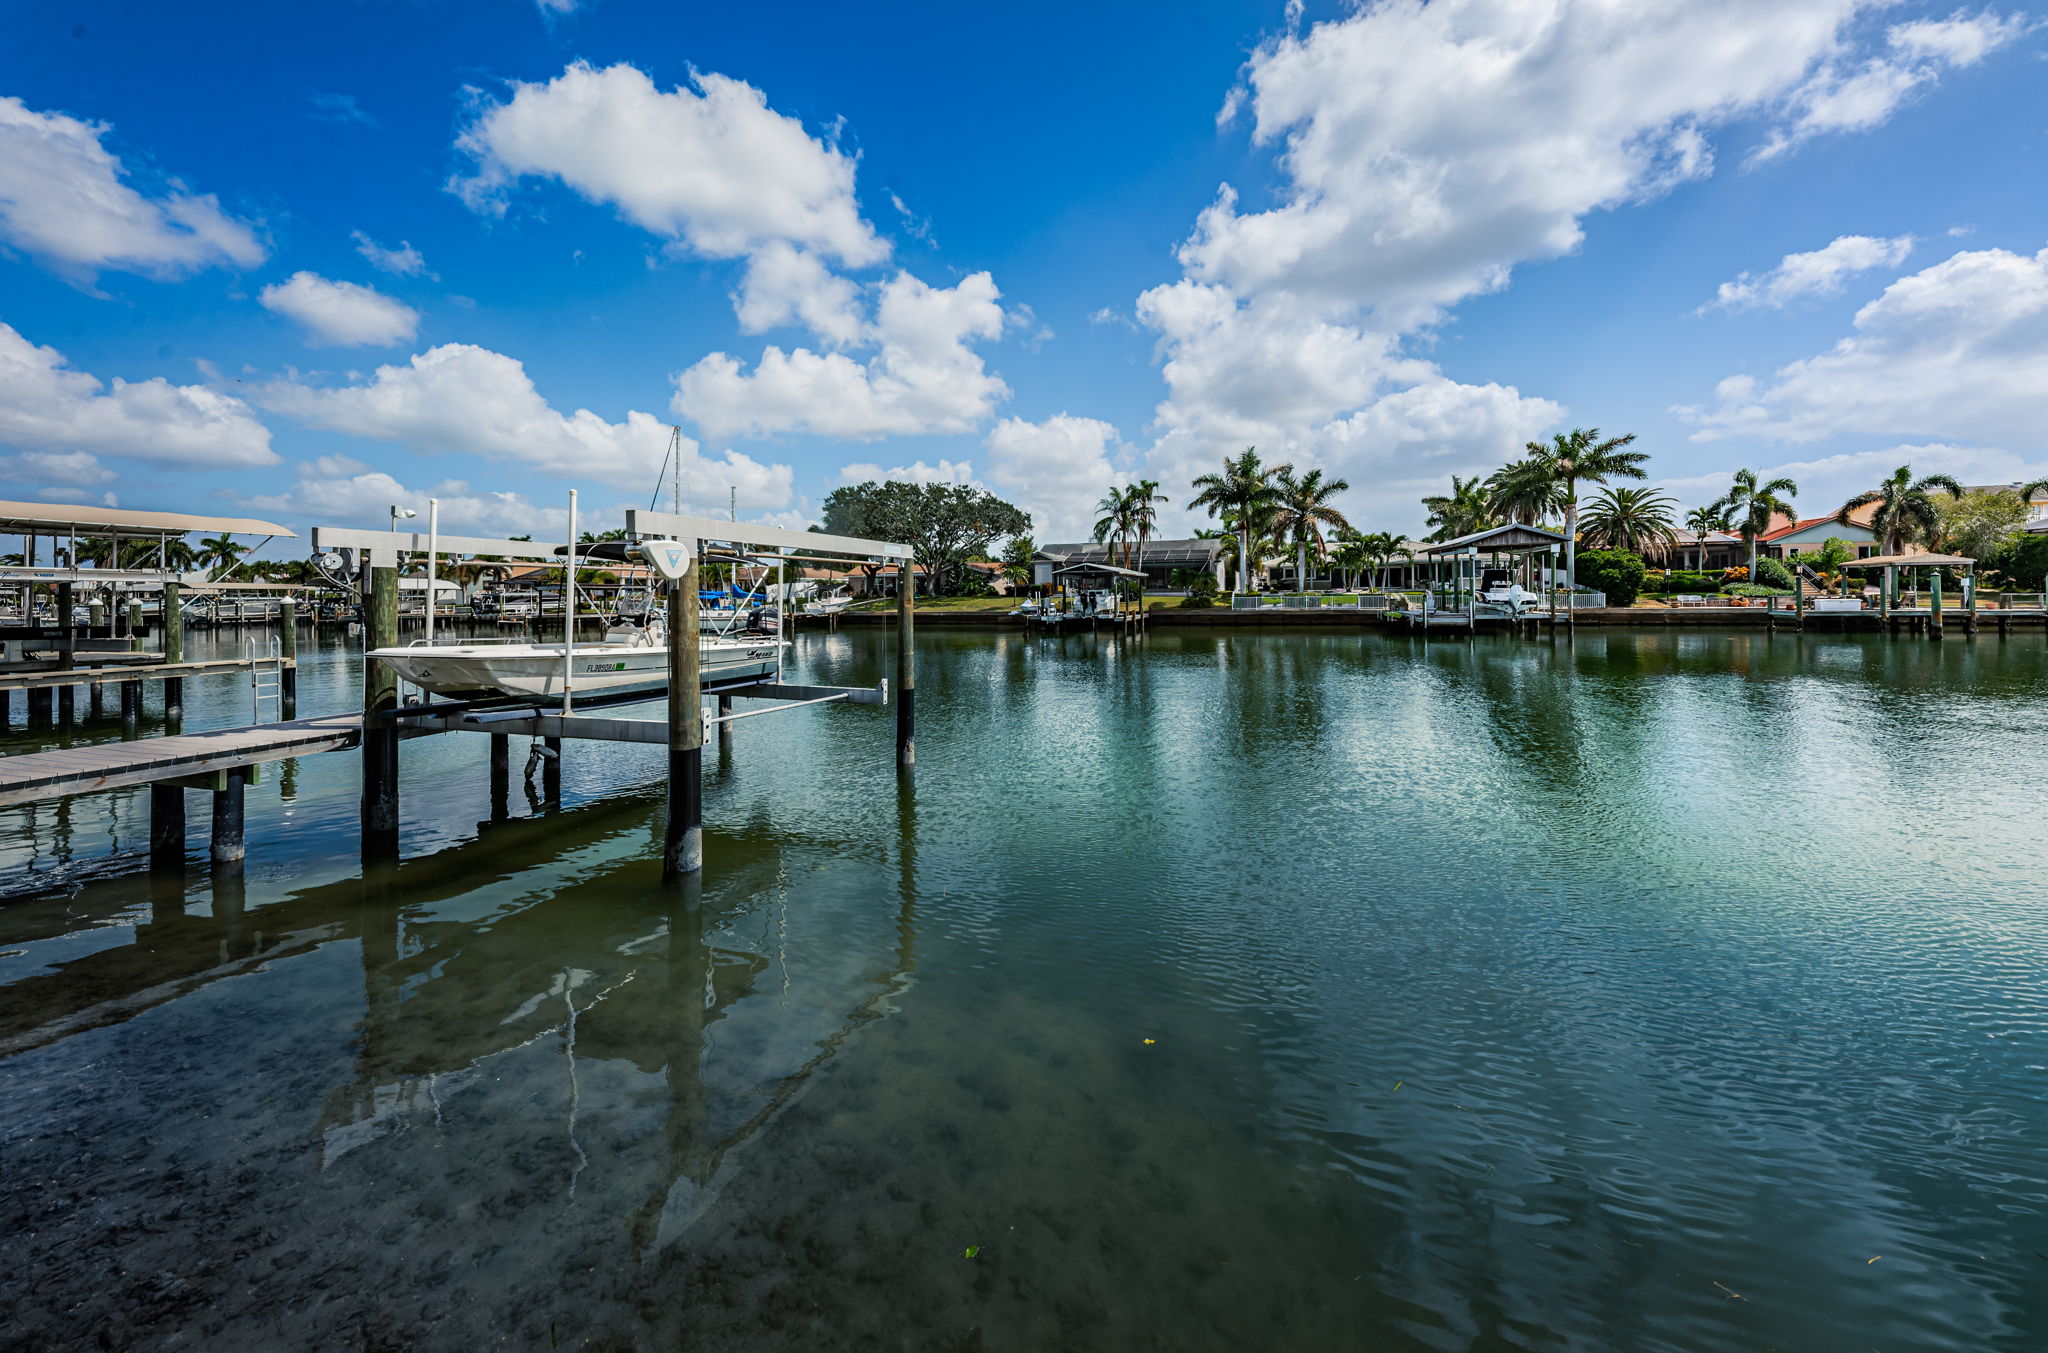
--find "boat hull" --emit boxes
[369,639,783,699]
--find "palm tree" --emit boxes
[1189,448,1287,592]
[1329,530,1369,590]
[1838,465,1964,556]
[1092,485,1134,569]
[1272,466,1352,591]
[1683,504,1730,572]
[1714,468,1799,580]
[1525,427,1646,586]
[1580,486,1679,555]
[1422,475,1494,542]
[1127,478,1166,577]
[196,534,250,580]
[1486,456,1565,526]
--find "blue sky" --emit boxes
[2,0,2044,550]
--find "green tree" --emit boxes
[1273,466,1352,590]
[999,535,1037,587]
[1421,475,1494,542]
[1810,536,1854,594]
[1188,447,1286,592]
[1573,549,1647,607]
[1525,427,1646,586]
[1838,464,1963,556]
[1580,486,1678,556]
[820,480,1031,596]
[1486,455,1566,526]
[1935,487,2028,560]
[1714,468,1799,581]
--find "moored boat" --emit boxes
[371,627,783,699]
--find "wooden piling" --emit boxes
[542,736,563,802]
[279,597,299,715]
[489,733,510,819]
[56,582,75,669]
[162,580,184,722]
[211,770,246,867]
[896,559,915,771]
[360,564,400,862]
[1928,569,1943,639]
[127,601,143,650]
[2000,592,2011,636]
[149,784,185,873]
[664,553,703,878]
[121,679,140,725]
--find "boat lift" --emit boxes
[312,505,917,878]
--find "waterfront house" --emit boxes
[1759,511,1879,561]
[1034,538,1226,590]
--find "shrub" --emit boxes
[1179,573,1218,608]
[1658,570,1722,594]
[1574,549,1647,607]
[1723,583,1792,597]
[1752,556,1795,590]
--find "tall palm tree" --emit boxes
[1714,468,1799,580]
[1838,465,1964,556]
[1486,456,1565,526]
[1526,427,1646,586]
[1422,475,1494,542]
[1189,447,1287,592]
[1126,478,1166,577]
[196,534,250,579]
[1580,486,1679,555]
[1272,466,1352,590]
[1683,504,1730,572]
[1092,485,1134,569]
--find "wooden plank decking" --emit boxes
[0,657,291,691]
[0,714,361,808]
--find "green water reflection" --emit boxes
[1,626,2044,1351]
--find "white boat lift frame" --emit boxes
[315,506,918,878]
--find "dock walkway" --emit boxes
[0,713,361,808]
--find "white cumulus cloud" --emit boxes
[1751,7,2027,162]
[256,341,793,501]
[1679,245,2048,448]
[984,414,1122,541]
[675,271,1008,440]
[259,271,421,347]
[0,95,265,283]
[1706,233,1916,311]
[735,240,864,347]
[0,320,275,467]
[837,458,979,486]
[451,61,885,268]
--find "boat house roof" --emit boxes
[1037,538,1221,568]
[1420,523,1568,555]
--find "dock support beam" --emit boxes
[360,564,400,863]
[542,736,563,803]
[211,770,246,868]
[150,784,185,873]
[26,687,52,722]
[280,597,299,716]
[489,733,510,818]
[897,559,916,772]
[120,679,140,726]
[1929,569,1943,640]
[664,553,703,879]
[162,580,184,725]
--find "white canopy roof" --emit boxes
[0,499,295,539]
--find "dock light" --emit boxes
[390,506,418,532]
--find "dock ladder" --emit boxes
[251,635,285,721]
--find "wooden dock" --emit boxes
[0,713,360,809]
[0,656,285,692]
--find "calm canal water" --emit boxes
[2,624,2044,1351]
